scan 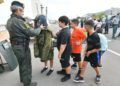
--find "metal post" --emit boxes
[46,6,48,19]
[36,3,39,15]
[40,4,44,14]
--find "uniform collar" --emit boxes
[11,14,25,21]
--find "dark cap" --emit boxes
[35,15,48,27]
[11,1,24,8]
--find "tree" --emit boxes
[0,0,4,4]
[92,12,106,20]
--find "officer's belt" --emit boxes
[10,38,29,45]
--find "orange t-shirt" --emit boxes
[71,27,86,53]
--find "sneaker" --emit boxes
[95,75,101,84]
[46,69,54,76]
[71,63,77,69]
[30,82,37,86]
[73,76,85,83]
[61,74,71,82]
[57,69,66,75]
[41,67,48,73]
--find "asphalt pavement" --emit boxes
[0,24,120,86]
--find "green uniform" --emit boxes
[6,14,41,86]
[34,29,54,62]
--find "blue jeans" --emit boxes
[112,25,118,38]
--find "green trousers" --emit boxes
[12,44,32,86]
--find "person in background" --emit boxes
[115,13,120,39]
[112,15,119,39]
[104,17,109,34]
[95,19,103,33]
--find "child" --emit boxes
[70,19,86,79]
[56,16,71,82]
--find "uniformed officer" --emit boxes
[6,1,42,86]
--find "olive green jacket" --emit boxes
[34,29,54,62]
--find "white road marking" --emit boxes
[108,49,120,57]
[107,39,120,56]
[108,39,111,42]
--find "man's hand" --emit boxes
[58,53,62,60]
[40,24,45,29]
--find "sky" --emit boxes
[0,0,120,24]
[42,0,120,19]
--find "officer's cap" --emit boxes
[11,1,24,8]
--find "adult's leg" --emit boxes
[23,47,32,86]
[115,27,120,38]
[12,45,32,85]
[112,25,117,38]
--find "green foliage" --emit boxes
[92,12,106,20]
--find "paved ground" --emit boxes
[0,25,120,86]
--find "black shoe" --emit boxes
[71,63,77,69]
[41,67,48,73]
[61,74,71,82]
[57,69,66,75]
[73,76,85,83]
[95,75,101,84]
[30,82,37,86]
[46,69,54,76]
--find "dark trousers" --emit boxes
[12,44,32,86]
[105,24,109,34]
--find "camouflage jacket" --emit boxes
[34,28,54,61]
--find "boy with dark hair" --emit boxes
[73,20,101,84]
[70,19,86,80]
[57,16,71,82]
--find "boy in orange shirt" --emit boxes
[70,19,87,79]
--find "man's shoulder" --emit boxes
[8,16,23,25]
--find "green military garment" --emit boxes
[34,28,54,62]
[6,14,41,86]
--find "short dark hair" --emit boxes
[85,20,94,27]
[71,19,79,25]
[58,16,69,25]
